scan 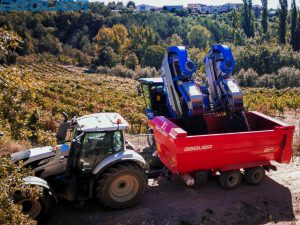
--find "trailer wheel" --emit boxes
[14,189,52,220]
[219,170,242,190]
[96,163,147,209]
[244,167,265,185]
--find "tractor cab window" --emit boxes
[79,131,124,171]
[150,84,167,116]
[142,84,151,110]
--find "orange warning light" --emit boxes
[117,118,122,124]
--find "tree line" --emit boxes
[0,1,300,88]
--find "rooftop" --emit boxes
[76,113,128,132]
[138,77,163,84]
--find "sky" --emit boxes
[97,0,300,9]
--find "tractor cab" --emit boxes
[67,113,127,174]
[138,78,168,120]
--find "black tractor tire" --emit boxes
[96,163,147,209]
[14,189,52,220]
[219,170,242,190]
[146,128,156,148]
[244,167,266,185]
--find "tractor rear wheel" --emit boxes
[244,167,265,185]
[96,163,147,209]
[219,170,242,190]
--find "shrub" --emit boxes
[95,65,159,79]
[96,66,111,74]
[110,64,135,78]
[0,157,37,225]
[134,66,159,79]
[237,68,259,87]
[234,44,300,75]
[276,67,300,89]
[0,137,31,156]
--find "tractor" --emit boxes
[11,113,148,219]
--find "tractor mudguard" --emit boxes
[23,176,58,202]
[92,150,148,176]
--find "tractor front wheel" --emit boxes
[14,189,51,220]
[96,163,147,209]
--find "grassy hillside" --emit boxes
[0,63,299,150]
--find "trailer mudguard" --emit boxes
[23,176,58,202]
[92,150,148,175]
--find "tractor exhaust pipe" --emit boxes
[62,112,69,123]
[182,174,195,186]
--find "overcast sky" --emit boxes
[97,0,300,9]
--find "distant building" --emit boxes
[269,10,277,17]
[187,3,200,13]
[187,3,243,14]
[136,4,156,12]
[163,5,184,12]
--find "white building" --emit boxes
[136,4,156,11]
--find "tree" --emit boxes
[297,10,300,51]
[129,25,157,61]
[232,9,240,29]
[279,0,288,44]
[187,25,212,49]
[291,0,298,50]
[142,45,165,69]
[96,24,130,59]
[242,0,254,38]
[126,1,135,9]
[261,0,268,33]
[124,52,139,70]
[0,28,22,65]
[164,34,183,46]
[97,46,120,67]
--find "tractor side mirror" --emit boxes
[137,85,142,96]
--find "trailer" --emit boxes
[151,111,294,188]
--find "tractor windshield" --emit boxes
[79,131,124,171]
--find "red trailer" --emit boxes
[151,111,295,189]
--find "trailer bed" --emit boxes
[151,111,295,174]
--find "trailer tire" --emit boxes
[219,170,242,190]
[244,167,265,185]
[14,189,52,220]
[96,162,147,209]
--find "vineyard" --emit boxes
[0,63,299,150]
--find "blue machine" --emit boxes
[161,46,210,118]
[139,45,247,124]
[204,45,244,112]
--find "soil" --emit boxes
[43,157,300,225]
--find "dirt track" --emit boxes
[44,159,300,225]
